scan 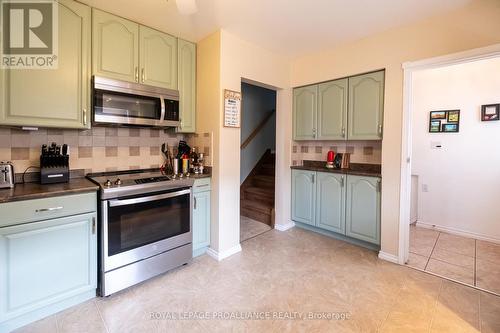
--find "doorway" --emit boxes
[399,44,500,295]
[239,81,277,242]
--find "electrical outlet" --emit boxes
[422,184,429,192]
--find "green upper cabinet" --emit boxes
[0,0,91,129]
[177,39,196,133]
[92,9,139,83]
[317,78,348,140]
[316,172,346,234]
[293,85,317,140]
[139,26,177,89]
[348,71,385,140]
[345,175,381,245]
[291,169,316,226]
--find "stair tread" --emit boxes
[244,186,274,196]
[253,175,275,182]
[241,199,273,213]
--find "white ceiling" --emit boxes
[80,0,472,58]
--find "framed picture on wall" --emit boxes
[429,110,460,133]
[429,120,441,132]
[442,123,459,132]
[481,104,500,121]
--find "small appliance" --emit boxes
[326,150,335,169]
[0,161,15,189]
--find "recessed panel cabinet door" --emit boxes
[291,170,316,226]
[0,213,97,322]
[345,175,381,245]
[193,190,210,251]
[293,85,317,140]
[139,26,177,89]
[317,78,348,140]
[348,71,385,140]
[0,0,90,128]
[92,9,139,82]
[316,172,346,234]
[177,39,196,133]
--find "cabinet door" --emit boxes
[0,0,91,129]
[293,85,317,140]
[92,9,139,82]
[177,39,196,133]
[139,26,177,89]
[291,170,316,226]
[317,78,348,140]
[345,175,381,245]
[316,172,346,234]
[0,213,97,321]
[193,190,210,251]
[348,71,384,140]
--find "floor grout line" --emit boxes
[424,232,441,271]
[93,299,110,333]
[474,239,477,287]
[427,279,445,333]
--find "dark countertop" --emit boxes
[291,161,381,178]
[0,178,99,204]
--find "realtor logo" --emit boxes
[1,0,58,69]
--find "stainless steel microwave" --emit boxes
[92,76,180,128]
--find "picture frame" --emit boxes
[429,110,460,133]
[447,110,460,123]
[442,123,459,132]
[429,120,441,133]
[481,104,500,121]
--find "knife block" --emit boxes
[40,154,70,184]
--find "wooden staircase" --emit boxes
[241,150,275,227]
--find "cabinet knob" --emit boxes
[135,67,139,82]
[378,124,383,137]
[141,68,145,83]
[83,108,87,125]
[341,127,346,138]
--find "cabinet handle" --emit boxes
[378,124,383,137]
[135,67,139,82]
[36,206,63,213]
[179,118,183,129]
[377,180,382,192]
[311,174,315,184]
[83,108,87,125]
[141,68,145,83]
[341,127,346,138]
[196,184,209,188]
[92,217,96,234]
[341,176,344,187]
[194,197,197,209]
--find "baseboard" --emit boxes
[206,244,242,261]
[275,221,295,231]
[378,251,399,264]
[415,221,500,245]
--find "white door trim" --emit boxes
[398,43,500,265]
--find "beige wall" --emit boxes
[290,0,500,256]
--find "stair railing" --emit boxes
[240,109,275,149]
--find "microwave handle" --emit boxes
[159,95,166,122]
[108,189,190,207]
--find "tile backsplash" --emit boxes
[0,127,213,175]
[291,140,382,166]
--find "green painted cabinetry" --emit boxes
[0,0,91,129]
[293,70,384,141]
[192,178,211,257]
[316,172,345,234]
[345,175,381,245]
[348,71,385,140]
[291,170,380,246]
[177,39,196,133]
[317,78,348,140]
[291,170,316,226]
[140,26,177,89]
[92,9,139,83]
[93,10,178,90]
[0,192,97,332]
[293,85,317,140]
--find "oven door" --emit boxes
[102,188,192,272]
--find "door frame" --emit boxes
[398,43,500,265]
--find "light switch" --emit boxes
[422,184,429,192]
[431,141,442,149]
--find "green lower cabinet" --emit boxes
[0,212,97,332]
[316,173,345,234]
[291,170,316,226]
[345,175,381,245]
[192,179,211,257]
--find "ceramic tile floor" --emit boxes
[407,224,500,295]
[240,215,272,242]
[15,227,500,333]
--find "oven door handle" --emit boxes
[108,189,191,207]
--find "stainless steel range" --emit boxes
[87,169,194,296]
